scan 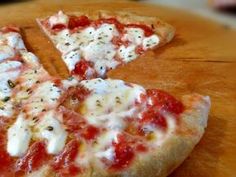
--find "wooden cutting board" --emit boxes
[0,0,236,176]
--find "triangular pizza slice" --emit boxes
[37,11,175,79]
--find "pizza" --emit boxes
[37,11,175,79]
[0,11,211,177]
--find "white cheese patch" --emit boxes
[62,77,79,89]
[32,81,62,104]
[0,61,22,73]
[150,113,176,146]
[0,45,15,62]
[94,130,120,161]
[80,79,145,129]
[94,24,118,43]
[142,35,159,50]
[0,70,20,100]
[5,32,26,50]
[73,27,96,51]
[18,67,48,88]
[122,27,144,45]
[7,113,32,157]
[52,29,70,44]
[56,36,78,54]
[20,51,39,67]
[95,146,115,161]
[15,68,49,104]
[49,11,69,28]
[118,45,138,62]
[96,130,120,148]
[82,41,116,62]
[62,49,81,71]
[25,81,62,117]
[82,41,118,76]
[0,100,14,117]
[36,111,67,154]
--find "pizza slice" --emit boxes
[1,77,210,177]
[37,11,175,79]
[0,25,210,177]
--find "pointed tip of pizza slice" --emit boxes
[36,10,175,79]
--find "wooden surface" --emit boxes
[0,0,236,176]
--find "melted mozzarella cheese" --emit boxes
[0,70,20,99]
[82,41,116,62]
[142,35,159,50]
[5,32,25,50]
[0,100,14,117]
[94,24,118,43]
[49,11,69,28]
[52,23,121,76]
[56,36,78,54]
[80,79,145,129]
[7,114,32,157]
[94,130,119,160]
[76,27,96,49]
[122,27,144,45]
[95,147,115,161]
[62,76,79,89]
[20,51,39,66]
[62,49,81,71]
[0,61,22,73]
[147,113,176,146]
[118,45,138,62]
[17,67,49,90]
[53,29,70,43]
[36,111,67,154]
[25,81,62,117]
[0,45,15,62]
[82,41,117,76]
[32,81,62,104]
[15,68,50,105]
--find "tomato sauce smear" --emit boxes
[68,15,91,30]
[52,140,81,177]
[72,59,95,80]
[147,89,184,115]
[109,134,135,171]
[15,141,50,174]
[139,106,167,132]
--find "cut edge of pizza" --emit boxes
[36,10,175,80]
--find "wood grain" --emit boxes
[0,0,236,177]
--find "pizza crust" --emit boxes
[26,94,209,177]
[96,10,175,46]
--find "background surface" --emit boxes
[144,0,236,29]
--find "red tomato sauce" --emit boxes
[147,89,184,115]
[68,15,91,30]
[71,59,96,79]
[80,125,100,140]
[109,134,134,170]
[16,141,50,173]
[51,140,80,177]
